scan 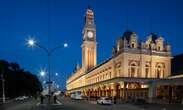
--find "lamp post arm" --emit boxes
[35,43,49,55]
[49,45,63,55]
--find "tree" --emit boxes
[10,62,20,71]
[0,60,42,98]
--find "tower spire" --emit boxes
[87,5,92,10]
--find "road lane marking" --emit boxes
[53,100,62,105]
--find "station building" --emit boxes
[66,8,183,103]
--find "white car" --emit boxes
[70,94,83,100]
[15,96,28,101]
[74,95,83,100]
[70,94,74,99]
[97,97,112,105]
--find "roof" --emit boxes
[168,74,183,79]
[87,57,113,73]
[150,33,158,41]
[121,30,134,42]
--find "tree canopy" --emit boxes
[0,60,42,98]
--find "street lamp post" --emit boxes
[27,38,68,104]
[40,70,46,77]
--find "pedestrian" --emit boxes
[114,96,117,104]
[40,95,44,104]
[54,95,57,104]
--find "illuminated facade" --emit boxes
[66,8,183,103]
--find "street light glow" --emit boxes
[29,39,34,45]
[40,70,46,77]
[26,38,36,47]
[55,73,58,76]
[56,85,59,88]
[64,43,68,48]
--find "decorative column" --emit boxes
[106,85,110,97]
[123,82,127,99]
[119,82,124,98]
[148,82,156,103]
[111,83,117,97]
[97,88,100,97]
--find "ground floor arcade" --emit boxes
[67,77,183,103]
[82,82,148,99]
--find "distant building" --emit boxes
[66,8,183,103]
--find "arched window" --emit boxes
[129,62,138,77]
[157,66,161,78]
[131,64,136,77]
[155,64,165,78]
[157,46,161,51]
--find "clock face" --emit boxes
[87,31,93,38]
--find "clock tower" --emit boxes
[82,8,97,72]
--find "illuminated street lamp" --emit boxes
[55,73,58,76]
[63,43,68,48]
[26,38,36,47]
[26,38,68,104]
[39,69,47,90]
[28,39,35,46]
[40,70,46,77]
[56,84,59,89]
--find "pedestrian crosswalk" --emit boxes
[36,100,62,106]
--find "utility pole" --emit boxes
[1,71,5,103]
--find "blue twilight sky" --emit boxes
[0,0,183,90]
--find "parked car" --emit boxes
[15,96,29,101]
[97,97,112,105]
[70,94,83,100]
[70,94,75,99]
[75,95,83,100]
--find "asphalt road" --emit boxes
[0,97,183,110]
[33,97,141,110]
[0,98,38,110]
